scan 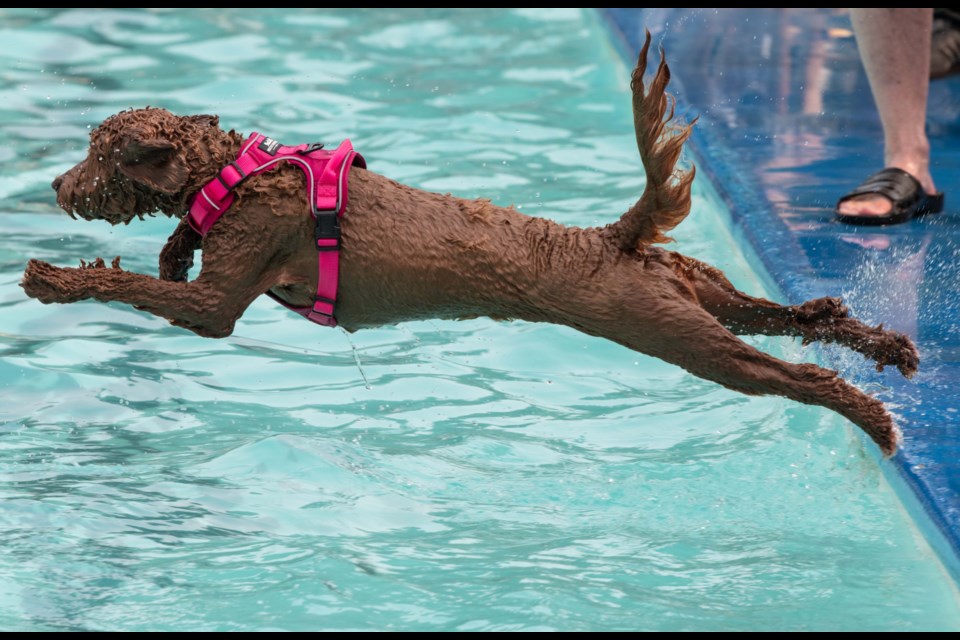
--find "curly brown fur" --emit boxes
[159,218,202,282]
[22,35,917,456]
[600,31,696,250]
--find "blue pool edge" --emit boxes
[598,8,960,585]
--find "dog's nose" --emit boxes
[51,175,64,191]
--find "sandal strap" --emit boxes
[836,167,925,208]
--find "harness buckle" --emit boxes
[216,161,247,191]
[298,142,325,155]
[314,210,340,245]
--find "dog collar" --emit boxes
[187,132,365,327]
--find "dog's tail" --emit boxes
[601,31,696,251]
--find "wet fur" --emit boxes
[22,34,918,455]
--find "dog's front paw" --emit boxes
[21,259,88,304]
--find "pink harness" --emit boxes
[187,133,365,327]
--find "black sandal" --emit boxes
[835,167,945,226]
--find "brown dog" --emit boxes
[21,36,918,455]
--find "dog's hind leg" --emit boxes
[683,260,919,379]
[617,301,899,455]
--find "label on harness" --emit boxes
[258,137,281,155]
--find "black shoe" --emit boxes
[836,168,945,225]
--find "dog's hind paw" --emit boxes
[852,395,900,457]
[796,296,849,322]
[874,328,920,379]
[795,296,919,379]
[872,411,900,458]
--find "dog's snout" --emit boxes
[51,175,64,192]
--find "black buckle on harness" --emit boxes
[217,161,247,191]
[314,210,340,247]
[298,142,325,155]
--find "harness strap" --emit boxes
[187,132,365,327]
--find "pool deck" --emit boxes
[602,8,960,578]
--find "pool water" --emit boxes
[0,8,957,631]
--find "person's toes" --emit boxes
[837,194,894,217]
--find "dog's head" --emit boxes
[52,107,231,224]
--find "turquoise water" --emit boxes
[0,7,957,631]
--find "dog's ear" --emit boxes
[188,114,219,128]
[118,136,189,195]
